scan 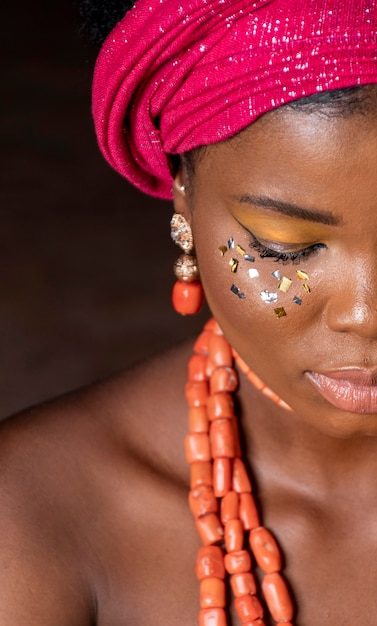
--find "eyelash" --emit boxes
[248,233,326,265]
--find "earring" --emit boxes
[170,213,204,315]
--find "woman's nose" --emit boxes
[325,265,377,339]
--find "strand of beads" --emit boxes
[185,318,294,626]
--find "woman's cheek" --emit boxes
[199,231,314,329]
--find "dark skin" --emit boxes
[1,107,377,625]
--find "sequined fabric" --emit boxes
[92,0,377,198]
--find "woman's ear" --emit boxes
[172,168,192,224]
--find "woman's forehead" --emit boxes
[193,109,377,221]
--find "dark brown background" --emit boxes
[1,1,207,419]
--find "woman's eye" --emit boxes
[248,232,326,264]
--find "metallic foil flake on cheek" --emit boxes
[302,284,311,294]
[292,296,302,305]
[231,284,246,299]
[274,307,287,318]
[248,268,260,279]
[244,254,255,262]
[219,245,228,256]
[278,276,292,293]
[296,269,309,281]
[260,290,278,303]
[236,245,246,256]
[228,237,235,249]
[229,258,238,272]
[272,270,281,280]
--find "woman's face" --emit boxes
[175,105,377,438]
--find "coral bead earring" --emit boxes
[170,213,204,315]
[172,279,204,315]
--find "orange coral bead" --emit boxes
[172,279,204,315]
[185,381,209,407]
[249,527,282,574]
[239,493,260,531]
[185,433,211,463]
[188,354,208,381]
[277,398,293,412]
[234,594,264,622]
[189,486,218,519]
[233,458,252,493]
[189,407,209,433]
[221,491,239,524]
[196,514,224,545]
[224,550,251,574]
[210,419,235,458]
[246,369,265,391]
[207,393,235,420]
[210,367,238,394]
[230,572,257,597]
[190,461,213,489]
[205,318,223,335]
[196,546,225,581]
[199,608,227,626]
[200,577,226,608]
[208,334,233,367]
[242,620,266,626]
[213,457,231,497]
[194,330,212,355]
[225,519,244,553]
[262,573,294,623]
[206,358,216,379]
[260,384,283,406]
[233,352,250,375]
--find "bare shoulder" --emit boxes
[0,338,198,625]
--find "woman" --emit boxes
[0,0,377,624]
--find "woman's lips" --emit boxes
[305,369,377,414]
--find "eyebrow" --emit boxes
[235,194,342,226]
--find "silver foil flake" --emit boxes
[271,270,281,280]
[293,296,302,305]
[260,290,278,303]
[248,268,260,279]
[244,254,255,262]
[228,237,235,249]
[231,284,246,299]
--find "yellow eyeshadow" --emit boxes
[231,208,330,245]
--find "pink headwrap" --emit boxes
[92,0,377,199]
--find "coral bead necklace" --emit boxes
[185,318,294,626]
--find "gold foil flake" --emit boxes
[274,307,287,318]
[236,245,246,256]
[228,237,235,249]
[244,254,255,262]
[302,284,311,293]
[296,269,309,281]
[248,268,259,279]
[229,258,238,273]
[278,276,292,293]
[293,296,302,305]
[231,284,246,299]
[219,245,228,256]
[272,270,281,280]
[260,290,278,303]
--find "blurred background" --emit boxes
[1,0,207,418]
